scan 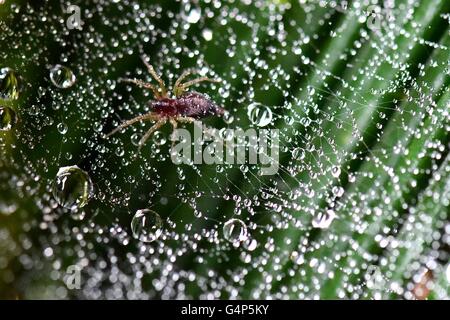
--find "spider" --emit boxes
[105,56,224,150]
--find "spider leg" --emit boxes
[140,55,168,98]
[119,78,161,99]
[169,118,178,129]
[181,77,221,88]
[174,75,221,97]
[105,112,159,138]
[138,119,167,151]
[173,70,193,96]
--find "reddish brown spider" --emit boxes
[105,56,224,149]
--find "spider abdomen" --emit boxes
[151,92,224,119]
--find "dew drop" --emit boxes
[187,8,201,24]
[202,29,213,41]
[290,251,305,265]
[223,111,234,124]
[331,166,341,178]
[52,165,94,210]
[70,209,86,221]
[0,67,21,100]
[247,102,273,127]
[152,131,166,146]
[131,133,141,146]
[292,147,305,160]
[49,65,76,89]
[332,186,344,197]
[131,209,163,243]
[312,209,336,229]
[57,122,68,135]
[223,218,248,244]
[243,237,257,251]
[0,106,18,131]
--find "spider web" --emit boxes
[0,0,449,299]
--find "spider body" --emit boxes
[150,92,224,119]
[105,55,223,149]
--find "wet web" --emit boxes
[0,0,449,299]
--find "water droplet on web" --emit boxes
[290,251,305,265]
[0,67,21,100]
[332,186,344,197]
[243,237,257,251]
[131,133,141,146]
[57,122,68,135]
[131,209,163,243]
[49,65,76,89]
[331,166,341,178]
[0,106,18,131]
[52,165,94,210]
[312,209,336,229]
[223,218,248,244]
[115,147,124,157]
[292,148,305,160]
[70,209,86,221]
[247,102,273,127]
[202,29,213,41]
[187,8,201,24]
[152,131,166,146]
[223,111,234,124]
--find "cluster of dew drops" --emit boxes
[0,0,449,299]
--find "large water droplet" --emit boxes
[0,106,18,131]
[52,165,94,210]
[0,67,21,100]
[223,218,248,243]
[131,209,163,243]
[49,65,76,89]
[247,102,273,127]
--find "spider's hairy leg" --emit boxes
[119,78,161,99]
[169,118,178,134]
[174,74,221,97]
[138,119,167,151]
[173,70,193,97]
[173,69,220,97]
[140,55,167,98]
[105,112,159,138]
